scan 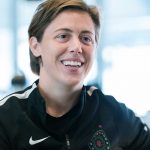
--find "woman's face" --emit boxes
[30,10,96,88]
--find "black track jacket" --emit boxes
[0,80,150,150]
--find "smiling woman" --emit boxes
[0,0,150,150]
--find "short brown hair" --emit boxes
[28,0,100,75]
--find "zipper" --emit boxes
[65,134,71,149]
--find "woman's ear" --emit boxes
[29,36,41,57]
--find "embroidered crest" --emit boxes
[89,125,110,150]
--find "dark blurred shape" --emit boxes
[11,69,26,87]
[11,74,26,86]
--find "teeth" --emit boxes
[62,61,82,67]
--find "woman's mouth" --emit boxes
[61,60,82,67]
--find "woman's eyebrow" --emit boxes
[81,30,95,35]
[54,28,73,33]
[54,28,94,35]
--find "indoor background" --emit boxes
[0,0,150,123]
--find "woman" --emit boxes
[0,0,150,149]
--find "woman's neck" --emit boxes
[38,80,82,117]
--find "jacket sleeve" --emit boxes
[112,97,150,150]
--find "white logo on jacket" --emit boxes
[29,136,50,145]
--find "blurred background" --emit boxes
[0,0,150,123]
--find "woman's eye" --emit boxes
[58,34,67,39]
[80,35,93,45]
[56,34,69,42]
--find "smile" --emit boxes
[61,60,82,67]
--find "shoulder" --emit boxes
[0,82,37,117]
[85,85,150,148]
[85,85,138,124]
[85,85,122,109]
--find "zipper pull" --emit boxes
[65,134,71,149]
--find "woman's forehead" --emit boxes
[45,10,95,34]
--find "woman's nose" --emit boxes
[68,37,82,53]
